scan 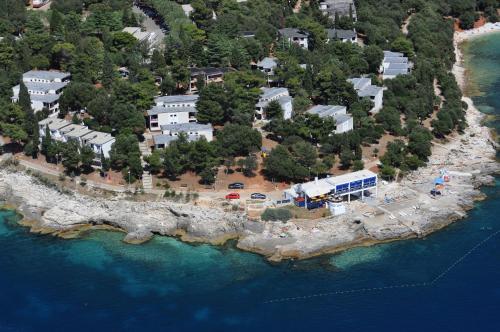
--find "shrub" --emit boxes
[261,208,293,222]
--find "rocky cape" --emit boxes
[0,105,498,262]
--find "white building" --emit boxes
[12,70,71,115]
[122,27,157,46]
[255,57,278,78]
[381,51,411,80]
[319,0,357,21]
[38,118,115,165]
[348,77,384,114]
[255,87,293,121]
[181,4,194,17]
[307,105,353,134]
[153,123,213,149]
[326,29,357,43]
[147,95,199,131]
[284,170,377,209]
[278,28,309,49]
[32,0,50,8]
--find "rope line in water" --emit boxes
[264,229,500,304]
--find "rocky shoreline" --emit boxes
[1,28,499,262]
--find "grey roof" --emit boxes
[24,81,68,92]
[278,28,309,39]
[155,94,199,104]
[383,56,408,64]
[278,96,293,106]
[383,51,404,57]
[386,63,409,70]
[82,131,115,145]
[160,123,213,132]
[384,69,408,76]
[348,77,371,90]
[308,105,346,118]
[334,113,352,124]
[60,124,85,134]
[256,57,278,69]
[38,118,70,130]
[190,67,234,76]
[147,105,197,116]
[153,134,199,146]
[260,87,289,100]
[153,134,178,146]
[61,125,93,138]
[327,29,356,40]
[28,94,61,103]
[24,70,70,81]
[357,85,383,97]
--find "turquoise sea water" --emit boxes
[1,35,500,331]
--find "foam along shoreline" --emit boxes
[453,22,500,91]
[0,29,499,262]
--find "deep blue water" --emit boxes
[1,36,500,332]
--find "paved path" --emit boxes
[132,5,165,48]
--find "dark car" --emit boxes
[430,189,442,196]
[251,193,266,200]
[228,182,244,189]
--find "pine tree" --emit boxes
[101,52,115,89]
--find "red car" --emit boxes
[225,193,240,200]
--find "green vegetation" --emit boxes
[261,208,292,222]
[0,0,498,187]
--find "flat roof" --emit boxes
[384,68,409,76]
[38,118,70,130]
[155,94,199,104]
[24,70,70,81]
[279,28,309,38]
[334,113,352,124]
[257,57,278,69]
[260,87,289,100]
[383,56,408,63]
[327,29,356,40]
[62,125,93,138]
[383,51,404,57]
[295,170,377,197]
[190,67,234,76]
[308,105,346,118]
[348,77,371,90]
[24,81,68,92]
[82,131,115,145]
[386,63,409,70]
[28,94,60,103]
[357,85,384,97]
[160,123,212,132]
[147,105,197,116]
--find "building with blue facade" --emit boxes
[283,170,378,209]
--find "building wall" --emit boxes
[334,117,354,134]
[152,111,191,129]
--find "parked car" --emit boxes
[225,193,240,200]
[228,182,244,189]
[251,193,266,200]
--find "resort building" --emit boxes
[160,123,213,142]
[348,77,384,114]
[147,95,199,131]
[307,105,353,134]
[255,87,293,121]
[188,67,234,93]
[284,170,378,209]
[319,0,357,21]
[255,57,278,77]
[381,51,411,80]
[278,28,309,49]
[38,118,115,166]
[181,4,194,17]
[122,27,157,45]
[153,123,213,149]
[326,29,357,43]
[32,0,50,8]
[12,70,71,115]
